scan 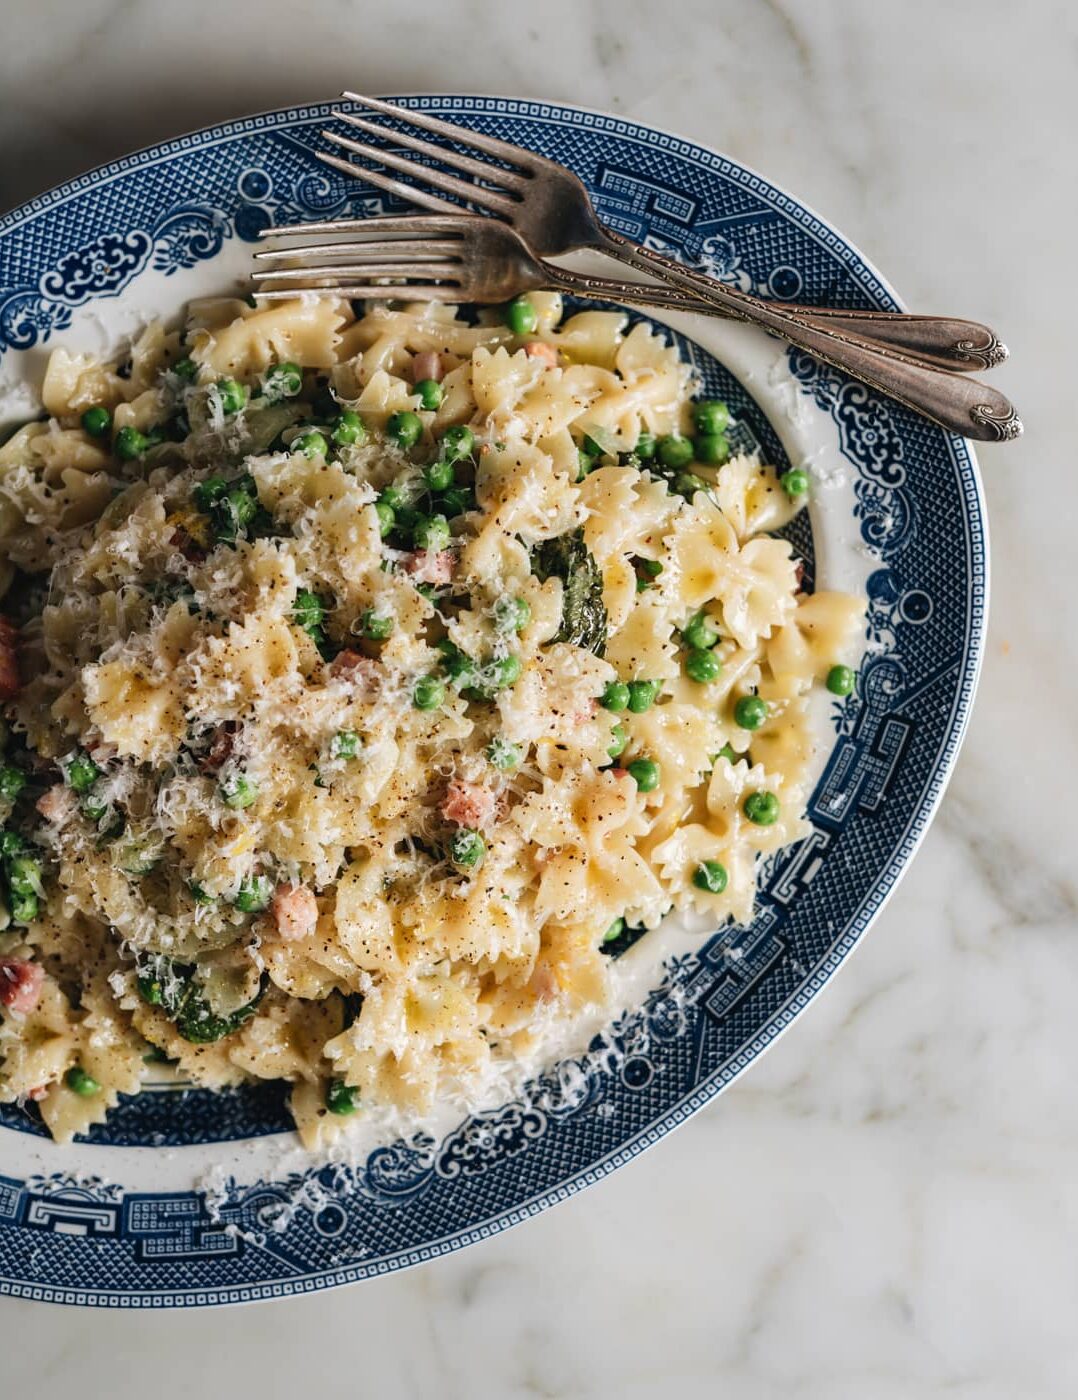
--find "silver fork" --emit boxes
[308,93,1020,442]
[253,214,1019,445]
[257,213,925,319]
[320,97,1009,373]
[256,215,997,366]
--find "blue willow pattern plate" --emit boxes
[0,98,985,1307]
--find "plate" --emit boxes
[0,97,986,1307]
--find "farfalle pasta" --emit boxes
[0,292,863,1147]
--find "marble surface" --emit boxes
[0,0,1074,1394]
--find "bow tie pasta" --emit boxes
[0,292,863,1148]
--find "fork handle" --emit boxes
[617,288,1005,372]
[548,269,1005,373]
[591,228,1022,442]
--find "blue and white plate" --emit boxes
[0,97,986,1307]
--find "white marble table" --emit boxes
[0,1,1073,1395]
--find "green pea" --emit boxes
[450,828,485,870]
[734,695,768,730]
[415,378,443,411]
[826,664,856,696]
[493,596,530,634]
[685,648,722,684]
[217,378,248,414]
[10,890,37,924]
[607,723,628,760]
[193,476,228,512]
[440,486,475,517]
[743,790,780,825]
[479,653,522,693]
[326,1079,359,1115]
[65,753,101,793]
[601,681,630,712]
[220,487,257,538]
[683,611,719,651]
[172,356,199,383]
[692,860,729,894]
[189,881,215,905]
[332,409,367,447]
[627,679,661,713]
[413,675,445,710]
[234,875,272,912]
[329,730,361,760]
[263,361,303,401]
[441,424,475,462]
[602,918,625,944]
[424,458,455,492]
[220,773,258,809]
[65,1065,100,1097]
[374,500,396,537]
[0,766,26,802]
[80,796,123,840]
[675,473,709,497]
[781,468,809,498]
[693,400,730,436]
[657,434,694,470]
[715,743,738,764]
[81,406,111,438]
[293,428,329,459]
[634,431,657,460]
[360,609,393,641]
[6,856,41,897]
[505,296,538,335]
[695,433,730,465]
[577,450,594,482]
[413,514,450,552]
[580,434,605,459]
[388,410,423,448]
[0,831,26,857]
[293,590,325,634]
[627,757,661,793]
[487,737,522,771]
[114,425,150,460]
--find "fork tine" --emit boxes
[340,93,535,172]
[259,214,474,239]
[254,283,464,303]
[254,240,465,262]
[321,130,516,214]
[253,262,464,283]
[316,150,461,214]
[334,109,528,192]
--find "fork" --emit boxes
[307,93,1021,442]
[255,214,1000,365]
[320,98,1008,375]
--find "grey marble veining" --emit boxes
[0,0,1075,1395]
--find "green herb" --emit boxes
[137,957,267,1044]
[326,1079,359,1115]
[531,528,607,656]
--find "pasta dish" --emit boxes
[0,290,863,1148]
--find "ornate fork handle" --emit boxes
[593,227,1022,442]
[590,279,1007,371]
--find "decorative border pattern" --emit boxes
[0,97,986,1306]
